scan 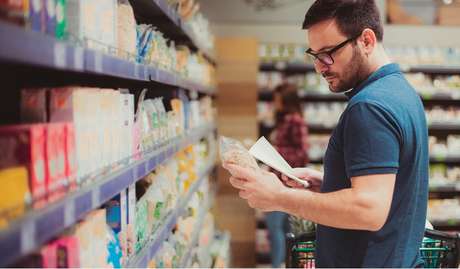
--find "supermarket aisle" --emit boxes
[0,0,230,268]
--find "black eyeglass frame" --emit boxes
[305,34,361,65]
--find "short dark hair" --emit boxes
[302,0,383,42]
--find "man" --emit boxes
[223,0,429,267]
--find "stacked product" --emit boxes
[425,106,460,126]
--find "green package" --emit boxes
[55,0,66,39]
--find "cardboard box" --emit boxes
[0,0,29,25]
[20,88,48,123]
[0,124,46,206]
[45,123,66,202]
[40,242,58,268]
[55,236,80,268]
[0,166,30,229]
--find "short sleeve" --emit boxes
[344,102,401,178]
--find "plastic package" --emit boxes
[219,136,259,170]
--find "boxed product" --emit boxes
[0,0,29,25]
[66,0,117,52]
[29,0,44,32]
[45,123,67,202]
[40,242,58,268]
[64,123,77,189]
[20,88,48,123]
[54,236,80,268]
[0,124,46,206]
[117,0,136,59]
[55,0,66,39]
[44,0,56,36]
[0,166,30,229]
[127,184,136,256]
[72,209,107,267]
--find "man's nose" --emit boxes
[314,59,329,74]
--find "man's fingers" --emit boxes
[239,189,250,199]
[225,163,258,182]
[229,176,248,190]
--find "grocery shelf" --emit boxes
[259,62,315,74]
[129,0,216,65]
[258,91,460,105]
[0,124,215,267]
[308,124,335,134]
[309,158,324,164]
[125,162,215,268]
[405,65,460,76]
[259,62,460,76]
[179,197,213,268]
[430,156,460,164]
[429,184,460,199]
[0,21,215,94]
[431,219,460,231]
[429,124,460,135]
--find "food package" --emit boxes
[219,136,259,170]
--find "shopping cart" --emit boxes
[286,229,460,268]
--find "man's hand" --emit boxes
[223,162,287,212]
[281,167,323,192]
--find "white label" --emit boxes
[32,0,41,12]
[54,43,67,68]
[47,0,56,17]
[56,1,64,22]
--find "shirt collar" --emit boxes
[345,63,401,99]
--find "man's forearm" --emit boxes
[277,187,386,231]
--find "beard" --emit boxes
[323,46,369,93]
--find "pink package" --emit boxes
[64,123,77,190]
[54,236,80,268]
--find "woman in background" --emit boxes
[266,83,309,268]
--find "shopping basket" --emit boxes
[286,229,460,268]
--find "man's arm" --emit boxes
[278,173,395,231]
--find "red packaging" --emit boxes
[40,242,58,268]
[0,124,46,207]
[49,87,76,122]
[64,123,77,190]
[55,236,80,268]
[0,0,29,25]
[20,88,48,123]
[45,123,66,202]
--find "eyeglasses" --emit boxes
[305,35,360,66]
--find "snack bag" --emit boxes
[219,136,259,171]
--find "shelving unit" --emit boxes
[0,0,220,267]
[0,21,215,94]
[125,162,215,268]
[0,124,215,267]
[129,0,216,65]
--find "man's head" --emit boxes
[302,0,384,93]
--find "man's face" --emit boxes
[307,19,366,93]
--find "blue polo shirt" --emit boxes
[316,63,429,267]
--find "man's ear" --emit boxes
[359,28,377,55]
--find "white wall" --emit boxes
[202,0,460,47]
